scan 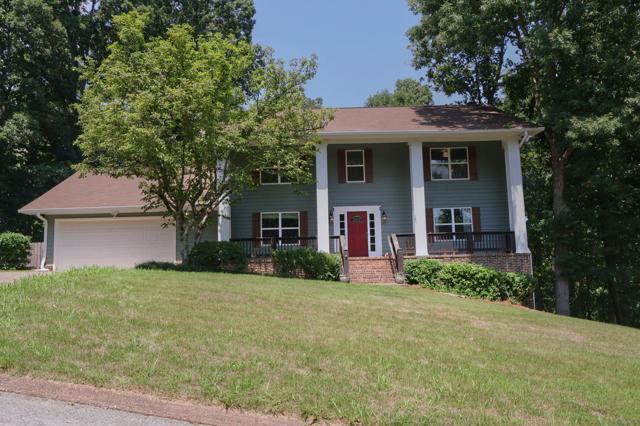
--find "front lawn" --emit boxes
[1,269,639,424]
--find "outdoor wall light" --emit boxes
[381,210,388,223]
[329,211,334,224]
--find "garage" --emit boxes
[53,217,176,271]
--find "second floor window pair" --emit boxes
[430,148,469,180]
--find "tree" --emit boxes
[76,12,330,261]
[408,0,640,319]
[0,0,256,238]
[365,78,433,107]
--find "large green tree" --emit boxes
[0,0,255,237]
[76,12,330,260]
[366,78,433,107]
[408,0,640,321]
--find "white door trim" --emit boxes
[332,205,382,257]
[53,216,177,271]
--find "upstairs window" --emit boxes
[430,148,469,180]
[434,207,473,234]
[345,150,365,183]
[260,168,291,185]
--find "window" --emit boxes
[434,207,473,234]
[345,150,365,183]
[261,212,299,243]
[260,169,291,185]
[430,148,469,180]
[339,213,346,236]
[368,213,376,252]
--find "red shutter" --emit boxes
[299,211,308,246]
[472,207,481,232]
[423,147,431,181]
[337,149,346,183]
[252,212,261,248]
[426,208,435,234]
[468,146,478,180]
[364,148,373,183]
[252,170,261,185]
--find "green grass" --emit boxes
[1,268,639,424]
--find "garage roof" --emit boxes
[19,172,147,214]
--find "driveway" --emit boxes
[0,270,47,284]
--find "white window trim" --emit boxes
[259,169,292,185]
[429,147,470,181]
[433,207,474,235]
[331,205,382,257]
[345,149,366,183]
[260,212,300,245]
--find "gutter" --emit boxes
[35,214,48,271]
[519,129,531,148]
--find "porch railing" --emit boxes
[391,231,515,256]
[387,234,405,283]
[331,235,350,282]
[231,237,318,258]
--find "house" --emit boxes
[19,105,543,282]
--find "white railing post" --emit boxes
[502,138,530,253]
[316,143,330,253]
[409,141,428,256]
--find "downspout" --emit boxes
[519,129,530,147]
[35,213,48,271]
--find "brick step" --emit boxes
[348,257,396,283]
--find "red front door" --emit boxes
[347,211,368,257]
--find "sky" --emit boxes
[253,0,454,107]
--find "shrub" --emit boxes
[135,261,181,271]
[0,232,32,270]
[405,258,533,303]
[272,247,340,281]
[187,241,247,272]
[404,259,443,287]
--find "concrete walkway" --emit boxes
[0,374,303,426]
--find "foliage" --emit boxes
[76,11,331,260]
[405,259,533,303]
[0,232,31,270]
[187,241,247,272]
[0,0,256,238]
[135,261,181,271]
[365,78,433,107]
[272,248,340,281]
[408,0,640,324]
[404,259,442,287]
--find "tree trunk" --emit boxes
[176,216,190,264]
[603,239,623,325]
[550,140,571,316]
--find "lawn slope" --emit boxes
[1,268,639,424]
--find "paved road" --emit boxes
[0,391,191,426]
[0,270,47,284]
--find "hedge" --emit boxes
[0,232,31,270]
[272,247,340,281]
[187,241,247,272]
[405,258,533,303]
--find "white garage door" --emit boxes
[54,217,176,271]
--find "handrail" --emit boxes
[331,235,350,282]
[388,234,405,283]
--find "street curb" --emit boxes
[0,374,303,426]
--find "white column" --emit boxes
[316,142,330,252]
[502,138,530,253]
[409,141,428,256]
[216,160,231,241]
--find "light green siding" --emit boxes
[328,143,413,253]
[424,141,509,231]
[230,184,316,239]
[44,213,217,265]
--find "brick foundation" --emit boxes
[417,252,533,275]
[247,259,275,275]
[348,257,396,283]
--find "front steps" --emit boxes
[348,256,397,283]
